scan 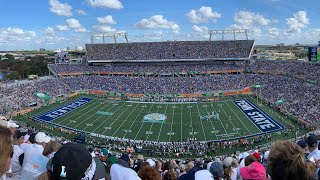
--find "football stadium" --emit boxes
[1,2,320,178]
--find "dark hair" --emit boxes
[244,155,257,166]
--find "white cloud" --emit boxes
[77,10,87,16]
[97,15,117,25]
[135,15,180,33]
[44,27,55,36]
[267,27,281,37]
[0,27,36,42]
[49,0,73,17]
[86,0,123,10]
[93,25,116,32]
[286,11,309,33]
[232,10,271,29]
[56,25,69,31]
[56,19,86,32]
[186,6,221,24]
[191,25,208,33]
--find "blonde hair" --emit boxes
[0,127,13,175]
[267,141,311,180]
[43,141,62,157]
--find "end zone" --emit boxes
[33,97,93,122]
[233,99,285,134]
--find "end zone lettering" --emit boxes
[34,98,93,122]
[233,99,284,133]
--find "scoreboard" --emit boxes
[308,47,318,62]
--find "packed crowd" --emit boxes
[48,60,320,82]
[86,40,254,61]
[0,120,320,180]
[48,63,243,75]
[0,72,319,124]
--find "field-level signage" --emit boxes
[34,98,93,121]
[233,99,284,133]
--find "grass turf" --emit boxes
[23,96,286,142]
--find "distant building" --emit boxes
[39,48,46,52]
[318,41,320,46]
[66,47,70,51]
[276,43,285,47]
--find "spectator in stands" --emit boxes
[42,141,61,158]
[0,127,13,180]
[230,158,238,180]
[222,157,233,180]
[245,155,257,166]
[307,135,320,161]
[240,161,266,180]
[138,165,161,180]
[10,130,26,180]
[49,143,105,180]
[267,141,312,180]
[163,169,178,180]
[110,154,141,180]
[298,140,309,158]
[209,161,224,180]
[155,160,163,177]
[20,132,51,180]
[133,154,144,172]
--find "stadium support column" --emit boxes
[245,30,248,40]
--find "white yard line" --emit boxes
[168,104,177,142]
[209,102,228,137]
[134,103,155,140]
[62,100,107,127]
[188,103,195,140]
[195,103,208,141]
[180,104,183,142]
[111,104,140,136]
[226,102,252,136]
[91,102,128,133]
[156,103,169,142]
[122,105,147,138]
[82,101,119,131]
[219,103,241,137]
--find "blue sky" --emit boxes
[0,0,319,50]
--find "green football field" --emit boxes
[30,96,285,142]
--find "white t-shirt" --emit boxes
[10,145,24,179]
[20,144,48,180]
[231,167,237,180]
[110,164,141,180]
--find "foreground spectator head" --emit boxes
[43,141,62,158]
[163,169,178,180]
[222,157,233,179]
[50,143,103,180]
[138,165,161,180]
[210,161,224,180]
[268,141,311,180]
[35,132,51,147]
[240,161,266,180]
[306,135,318,152]
[0,127,13,176]
[245,155,258,166]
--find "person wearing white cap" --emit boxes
[20,132,51,180]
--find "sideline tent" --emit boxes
[34,92,51,100]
